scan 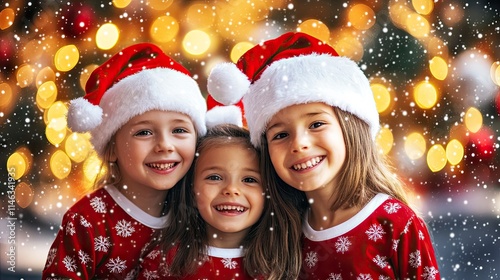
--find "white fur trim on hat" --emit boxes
[86,67,207,156]
[243,54,380,147]
[207,62,250,105]
[67,97,103,132]
[206,105,243,128]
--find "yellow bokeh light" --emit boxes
[45,101,68,125]
[183,30,211,56]
[36,66,56,88]
[148,0,174,11]
[36,81,58,110]
[491,61,500,86]
[15,182,34,209]
[230,42,254,63]
[427,144,447,172]
[429,56,448,81]
[414,81,438,109]
[16,64,34,88]
[186,3,215,29]
[46,117,68,146]
[80,64,99,90]
[412,0,434,15]
[376,126,394,155]
[112,0,132,8]
[348,4,376,30]
[65,132,92,163]
[0,8,15,30]
[404,132,426,160]
[406,12,430,38]
[446,139,464,166]
[0,82,13,109]
[297,19,330,42]
[371,83,392,113]
[54,45,80,72]
[331,31,364,61]
[150,16,179,43]
[464,107,482,133]
[7,152,27,180]
[83,152,104,183]
[96,23,120,50]
[50,150,72,179]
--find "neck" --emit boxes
[306,189,360,231]
[206,228,248,248]
[115,184,168,217]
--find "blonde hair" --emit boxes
[91,140,120,189]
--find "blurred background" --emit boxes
[0,0,499,279]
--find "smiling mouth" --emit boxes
[215,205,247,213]
[292,156,324,171]
[146,162,176,170]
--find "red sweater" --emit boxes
[300,193,440,280]
[42,185,168,279]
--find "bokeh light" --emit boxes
[0,7,15,30]
[183,30,211,56]
[429,56,448,81]
[371,83,392,114]
[376,126,394,155]
[36,81,58,110]
[16,64,34,88]
[96,23,120,50]
[15,182,34,208]
[464,106,483,133]
[50,150,72,179]
[404,132,427,160]
[150,15,179,43]
[446,139,464,166]
[65,132,92,163]
[297,19,330,42]
[54,45,80,72]
[230,41,255,63]
[414,81,438,109]
[348,4,376,30]
[427,144,447,172]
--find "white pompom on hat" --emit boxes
[206,32,380,147]
[67,43,207,156]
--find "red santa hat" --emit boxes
[206,32,379,147]
[67,43,207,156]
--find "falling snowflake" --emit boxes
[327,273,342,280]
[392,239,399,251]
[221,258,238,269]
[383,202,401,214]
[106,257,127,273]
[90,196,107,213]
[45,248,57,267]
[115,219,135,237]
[304,251,318,268]
[421,266,439,280]
[142,269,160,280]
[65,221,76,236]
[365,223,386,241]
[80,216,92,228]
[335,236,351,254]
[409,250,422,268]
[78,250,92,265]
[356,273,373,280]
[372,255,388,268]
[94,236,111,252]
[62,255,77,272]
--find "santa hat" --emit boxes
[67,43,207,156]
[207,32,379,147]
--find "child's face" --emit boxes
[111,110,197,194]
[265,102,346,194]
[193,143,264,244]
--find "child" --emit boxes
[137,123,302,280]
[207,32,441,280]
[42,43,207,279]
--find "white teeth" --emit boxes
[215,205,246,212]
[147,163,175,170]
[293,157,323,171]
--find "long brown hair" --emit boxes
[160,124,305,279]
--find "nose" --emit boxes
[222,181,240,196]
[155,134,174,153]
[291,131,310,153]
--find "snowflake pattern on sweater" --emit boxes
[42,185,168,280]
[137,245,262,280]
[299,193,440,280]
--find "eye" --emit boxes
[206,174,222,181]
[134,130,153,136]
[310,121,325,129]
[272,132,288,140]
[173,127,189,134]
[243,177,260,184]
